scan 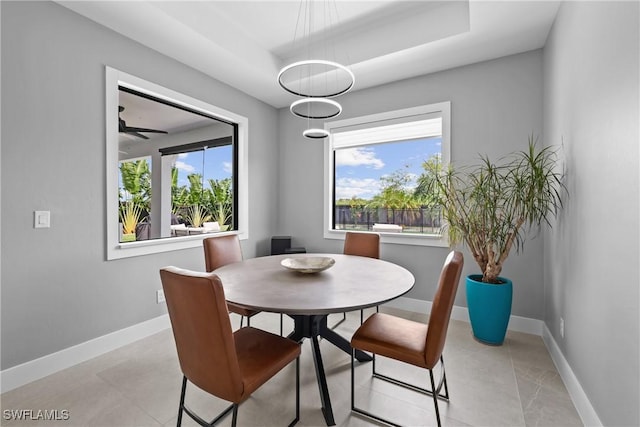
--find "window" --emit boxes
[159,136,236,235]
[106,67,248,260]
[324,103,450,246]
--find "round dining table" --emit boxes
[214,253,415,426]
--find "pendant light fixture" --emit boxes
[278,0,354,139]
[289,98,342,119]
[278,59,355,98]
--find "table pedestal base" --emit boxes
[288,314,372,426]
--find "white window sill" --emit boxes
[110,230,246,259]
[324,229,449,247]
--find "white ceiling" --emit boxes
[57,0,561,110]
[117,89,218,145]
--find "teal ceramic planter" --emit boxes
[466,275,512,345]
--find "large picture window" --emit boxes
[106,67,248,260]
[324,103,450,246]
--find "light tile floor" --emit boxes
[1,307,583,426]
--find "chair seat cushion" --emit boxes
[234,327,301,402]
[227,302,260,317]
[351,313,428,368]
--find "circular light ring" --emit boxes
[278,59,355,98]
[303,128,330,139]
[290,98,342,120]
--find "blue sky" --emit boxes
[335,136,441,200]
[174,146,233,187]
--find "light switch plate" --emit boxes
[34,211,51,228]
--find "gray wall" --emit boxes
[543,2,639,426]
[3,4,638,425]
[277,50,545,317]
[0,1,279,370]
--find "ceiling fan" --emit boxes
[118,106,168,140]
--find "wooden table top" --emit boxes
[213,253,415,315]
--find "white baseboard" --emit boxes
[0,298,600,427]
[384,296,544,336]
[0,314,170,394]
[542,324,603,427]
[3,297,536,395]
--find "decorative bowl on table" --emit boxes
[281,257,335,274]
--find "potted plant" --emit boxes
[210,202,232,231]
[206,178,233,231]
[119,201,144,242]
[427,136,566,344]
[184,204,211,234]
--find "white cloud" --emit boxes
[336,147,384,169]
[406,172,419,189]
[223,161,233,174]
[335,177,380,199]
[178,153,189,159]
[174,160,195,173]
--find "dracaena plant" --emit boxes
[428,136,567,284]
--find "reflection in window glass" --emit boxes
[118,87,237,243]
[118,157,151,242]
[170,145,234,234]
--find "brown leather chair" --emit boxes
[160,266,301,427]
[203,235,260,328]
[342,231,381,325]
[350,251,464,427]
[344,231,380,259]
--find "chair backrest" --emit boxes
[343,232,380,259]
[160,266,243,402]
[203,234,243,272]
[424,251,464,368]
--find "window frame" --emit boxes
[323,102,451,247]
[106,67,249,260]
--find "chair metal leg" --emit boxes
[372,355,450,400]
[440,355,450,400]
[288,356,300,427]
[351,354,450,427]
[209,404,235,426]
[360,306,378,325]
[177,376,187,427]
[329,312,347,330]
[351,351,401,427]
[177,376,235,427]
[178,357,299,427]
[238,314,252,327]
[230,404,239,427]
[429,370,442,427]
